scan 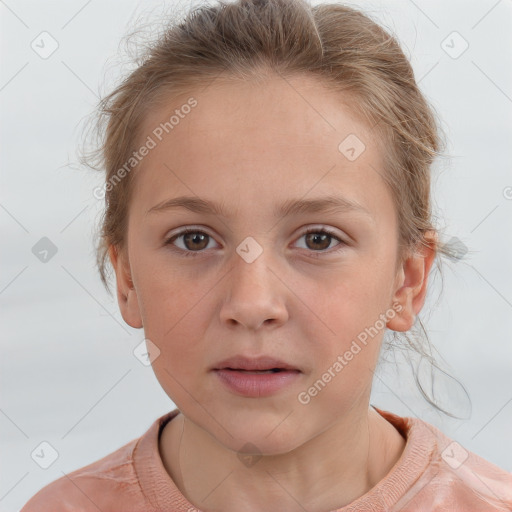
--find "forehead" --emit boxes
[131,75,391,219]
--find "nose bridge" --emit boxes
[220,235,288,329]
[234,236,273,290]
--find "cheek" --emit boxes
[145,292,210,411]
[134,270,213,375]
[296,282,386,416]
[136,263,210,332]
[298,264,393,383]
[308,264,391,334]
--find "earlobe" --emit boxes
[387,232,437,332]
[108,245,143,329]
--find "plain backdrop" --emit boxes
[1,0,511,509]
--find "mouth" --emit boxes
[213,367,302,397]
[212,355,302,373]
[219,368,298,374]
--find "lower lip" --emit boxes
[214,369,302,397]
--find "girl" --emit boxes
[21,0,512,510]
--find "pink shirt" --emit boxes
[21,406,512,511]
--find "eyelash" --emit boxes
[164,226,347,259]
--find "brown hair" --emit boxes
[82,0,469,417]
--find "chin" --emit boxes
[208,413,310,457]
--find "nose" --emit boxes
[219,246,289,331]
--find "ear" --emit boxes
[108,245,143,329]
[387,231,437,332]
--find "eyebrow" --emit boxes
[146,194,373,219]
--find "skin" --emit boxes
[109,73,437,512]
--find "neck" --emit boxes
[159,405,406,512]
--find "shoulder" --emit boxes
[402,417,512,511]
[20,436,147,512]
[370,407,512,511]
[434,440,512,510]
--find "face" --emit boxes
[111,74,429,454]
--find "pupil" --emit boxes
[308,233,329,250]
[185,233,207,250]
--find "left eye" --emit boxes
[164,227,346,257]
[296,228,345,254]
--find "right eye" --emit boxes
[164,228,219,257]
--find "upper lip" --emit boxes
[212,355,301,372]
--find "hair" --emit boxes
[81,0,471,417]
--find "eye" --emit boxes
[164,226,347,258]
[164,228,218,257]
[294,227,347,257]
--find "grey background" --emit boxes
[1,0,511,510]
